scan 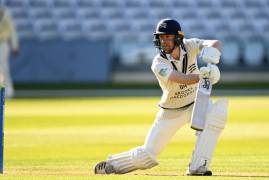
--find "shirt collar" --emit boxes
[167,46,186,62]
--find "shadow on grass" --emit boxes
[214,174,269,178]
[136,173,269,178]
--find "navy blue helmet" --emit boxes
[153,18,184,49]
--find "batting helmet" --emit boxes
[153,18,184,49]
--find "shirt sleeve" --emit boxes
[151,61,173,82]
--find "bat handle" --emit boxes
[201,63,213,89]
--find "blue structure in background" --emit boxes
[4,0,269,85]
[10,38,112,83]
[0,86,4,173]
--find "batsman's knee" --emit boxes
[206,98,228,131]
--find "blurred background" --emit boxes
[2,0,269,97]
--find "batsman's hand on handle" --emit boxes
[199,64,220,85]
[201,46,221,64]
[199,66,210,79]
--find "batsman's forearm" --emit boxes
[169,71,199,85]
[182,74,200,84]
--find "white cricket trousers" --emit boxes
[144,104,194,157]
[0,42,14,98]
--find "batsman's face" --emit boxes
[159,34,175,54]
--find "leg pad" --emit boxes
[107,146,159,174]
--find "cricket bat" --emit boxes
[191,66,212,131]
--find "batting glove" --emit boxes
[201,47,221,64]
[199,66,210,79]
[199,64,220,85]
[209,64,220,84]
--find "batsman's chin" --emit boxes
[162,47,173,54]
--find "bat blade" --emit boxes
[191,78,212,131]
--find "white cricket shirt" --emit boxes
[151,38,204,109]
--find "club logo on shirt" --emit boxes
[179,84,187,89]
[159,68,168,77]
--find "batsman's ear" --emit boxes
[178,31,184,38]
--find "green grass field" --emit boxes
[2,96,269,179]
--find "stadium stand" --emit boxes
[4,0,269,69]
[243,35,266,66]
[33,20,58,40]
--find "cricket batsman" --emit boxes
[94,18,228,176]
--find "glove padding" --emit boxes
[199,64,220,85]
[201,47,221,64]
[199,66,210,79]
